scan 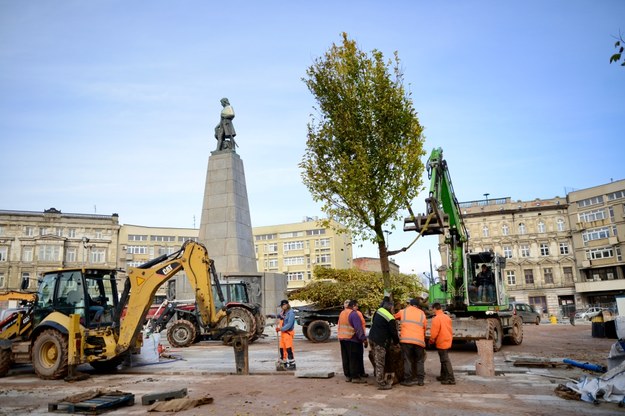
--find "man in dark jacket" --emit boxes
[367,298,400,390]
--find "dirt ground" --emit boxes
[0,322,621,416]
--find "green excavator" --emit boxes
[404,147,523,351]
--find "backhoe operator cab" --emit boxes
[465,252,507,308]
[35,269,119,329]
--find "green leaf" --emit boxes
[610,53,621,64]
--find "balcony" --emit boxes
[575,279,625,293]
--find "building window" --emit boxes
[127,261,143,268]
[21,272,31,289]
[129,234,148,241]
[543,268,553,284]
[65,248,77,263]
[284,256,305,266]
[506,270,516,285]
[578,209,606,223]
[38,245,60,262]
[540,243,549,256]
[559,242,569,255]
[608,190,625,200]
[537,221,545,233]
[150,235,175,242]
[283,241,304,251]
[0,272,4,288]
[280,231,304,238]
[127,245,148,254]
[482,225,489,237]
[69,228,76,238]
[315,238,331,248]
[158,247,176,256]
[521,245,530,257]
[582,227,610,243]
[306,229,326,236]
[524,269,534,284]
[255,233,277,241]
[503,246,512,259]
[316,253,331,264]
[25,226,34,237]
[502,224,509,236]
[586,247,614,260]
[0,225,3,236]
[90,248,106,263]
[56,227,63,237]
[0,246,7,262]
[577,196,604,208]
[266,243,278,253]
[287,272,304,281]
[556,218,565,232]
[266,259,278,268]
[22,246,33,262]
[518,223,526,235]
[563,266,573,283]
[177,236,198,243]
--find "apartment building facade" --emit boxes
[253,217,353,290]
[447,196,576,317]
[0,208,120,291]
[567,180,625,307]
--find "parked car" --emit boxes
[508,302,541,325]
[576,307,606,320]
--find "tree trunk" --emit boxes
[376,230,392,300]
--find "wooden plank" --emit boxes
[141,388,188,405]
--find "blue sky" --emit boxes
[1,1,624,279]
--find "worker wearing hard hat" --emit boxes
[276,299,296,370]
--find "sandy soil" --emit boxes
[0,322,620,416]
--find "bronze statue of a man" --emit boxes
[214,97,236,151]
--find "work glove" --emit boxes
[275,327,281,332]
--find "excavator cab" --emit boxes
[465,252,507,308]
[34,269,120,328]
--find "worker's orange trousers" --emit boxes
[279,330,295,360]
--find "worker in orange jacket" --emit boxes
[394,298,427,386]
[429,302,455,384]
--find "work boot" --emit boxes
[351,377,366,384]
[286,360,296,370]
[400,380,417,386]
[441,379,456,385]
[436,376,444,381]
[345,377,352,382]
[377,382,392,390]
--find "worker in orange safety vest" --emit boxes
[429,302,455,384]
[394,298,427,386]
[337,299,368,383]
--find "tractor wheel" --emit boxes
[508,316,524,345]
[90,356,124,373]
[302,325,311,340]
[487,318,503,352]
[306,320,331,343]
[251,312,266,342]
[0,348,12,377]
[167,320,197,348]
[225,307,257,339]
[32,329,69,380]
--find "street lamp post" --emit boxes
[383,230,392,247]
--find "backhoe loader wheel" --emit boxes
[306,320,331,343]
[507,316,523,345]
[253,313,266,342]
[167,320,197,348]
[32,329,69,380]
[487,318,503,352]
[0,348,11,377]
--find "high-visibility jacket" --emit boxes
[394,305,427,347]
[429,309,453,349]
[337,308,356,340]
